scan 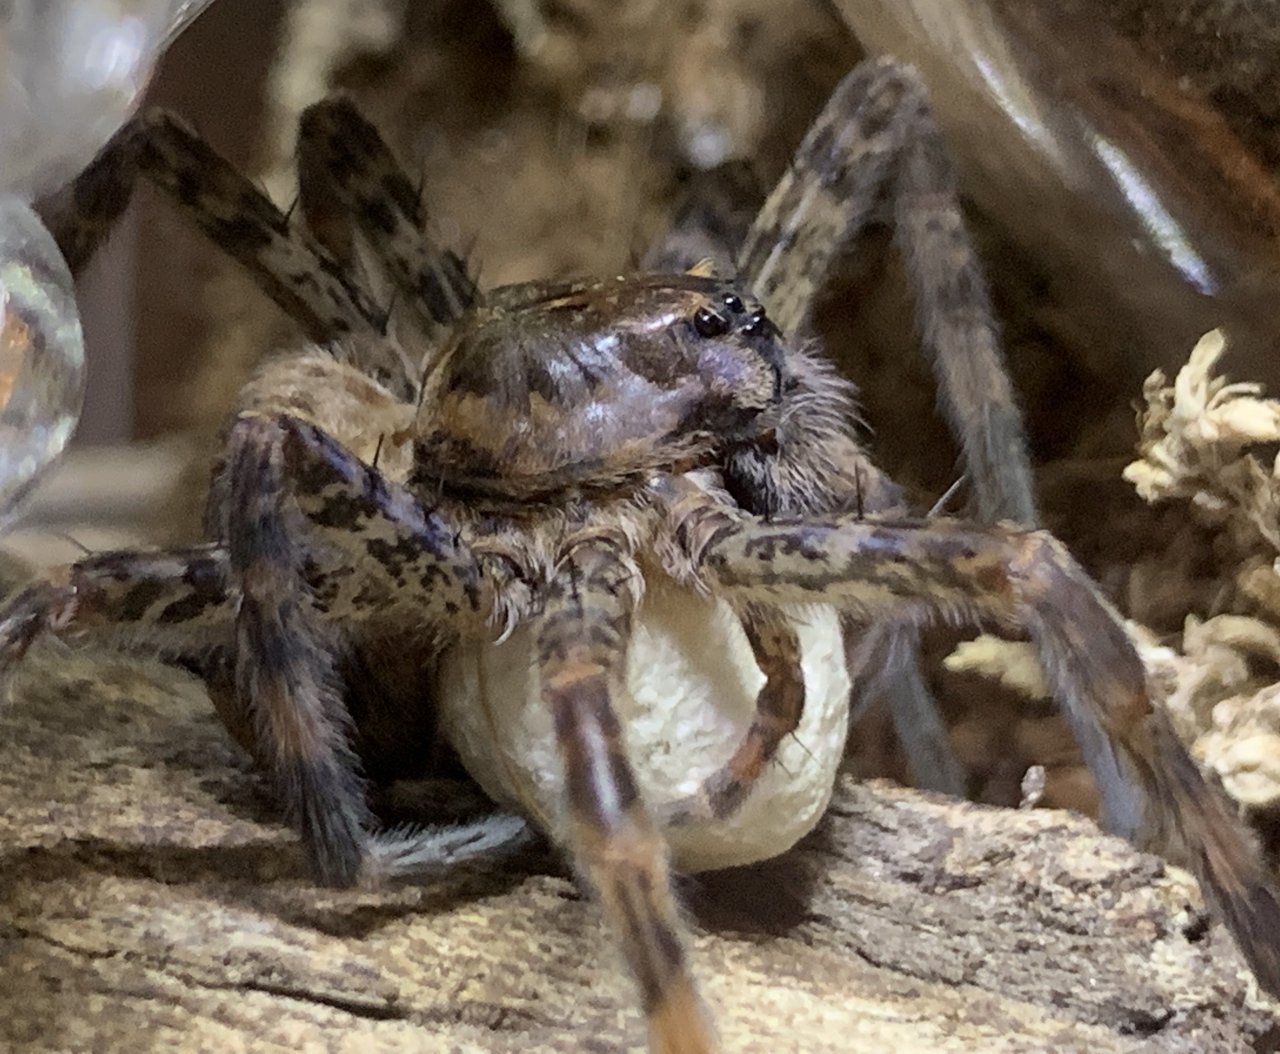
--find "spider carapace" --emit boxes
[413,274,785,502]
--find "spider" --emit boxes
[4,57,1278,1052]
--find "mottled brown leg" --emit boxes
[648,157,956,802]
[741,57,1034,525]
[227,416,369,885]
[661,610,805,826]
[861,623,967,792]
[699,511,1280,997]
[642,160,763,274]
[42,109,383,343]
[296,97,479,338]
[537,538,715,1054]
[223,412,491,886]
[0,546,235,679]
[0,518,530,878]
[737,59,1042,796]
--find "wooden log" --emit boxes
[0,651,1274,1052]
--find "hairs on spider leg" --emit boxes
[785,732,818,768]
[771,754,797,779]
[366,813,539,884]
[928,475,967,517]
[51,532,95,557]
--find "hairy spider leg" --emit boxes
[0,546,233,674]
[649,152,963,796]
[45,111,385,345]
[296,97,479,345]
[736,60,966,794]
[692,506,1280,998]
[740,58,1047,795]
[222,412,521,885]
[851,621,959,783]
[536,537,716,1054]
[643,477,810,828]
[662,609,806,826]
[43,107,439,400]
[641,160,763,275]
[741,57,1035,526]
[0,532,528,881]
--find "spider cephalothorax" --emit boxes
[412,274,786,502]
[5,59,1280,1053]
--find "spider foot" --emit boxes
[1141,714,1280,997]
[360,813,538,886]
[0,576,77,705]
[649,985,718,1054]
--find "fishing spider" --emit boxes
[5,58,1278,1052]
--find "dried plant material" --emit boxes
[940,592,1280,809]
[1019,764,1046,808]
[1124,328,1280,553]
[941,634,1093,812]
[1200,685,1280,808]
[1160,616,1270,729]
[941,628,1179,706]
[1113,330,1280,810]
[943,635,1046,698]
[1237,555,1280,624]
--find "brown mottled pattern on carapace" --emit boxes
[413,274,786,500]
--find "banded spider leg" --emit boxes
[652,474,1280,997]
[653,58,1041,800]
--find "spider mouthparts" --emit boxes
[753,428,780,454]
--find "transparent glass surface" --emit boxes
[0,196,84,523]
[835,0,1280,392]
[0,0,214,522]
[0,0,215,197]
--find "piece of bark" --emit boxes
[0,651,1275,1052]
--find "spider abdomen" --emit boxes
[412,274,787,501]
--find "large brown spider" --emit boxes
[4,58,1278,1052]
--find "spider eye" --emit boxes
[742,307,769,336]
[722,292,743,312]
[693,306,731,338]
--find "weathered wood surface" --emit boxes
[0,651,1275,1053]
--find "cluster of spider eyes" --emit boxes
[692,291,770,339]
